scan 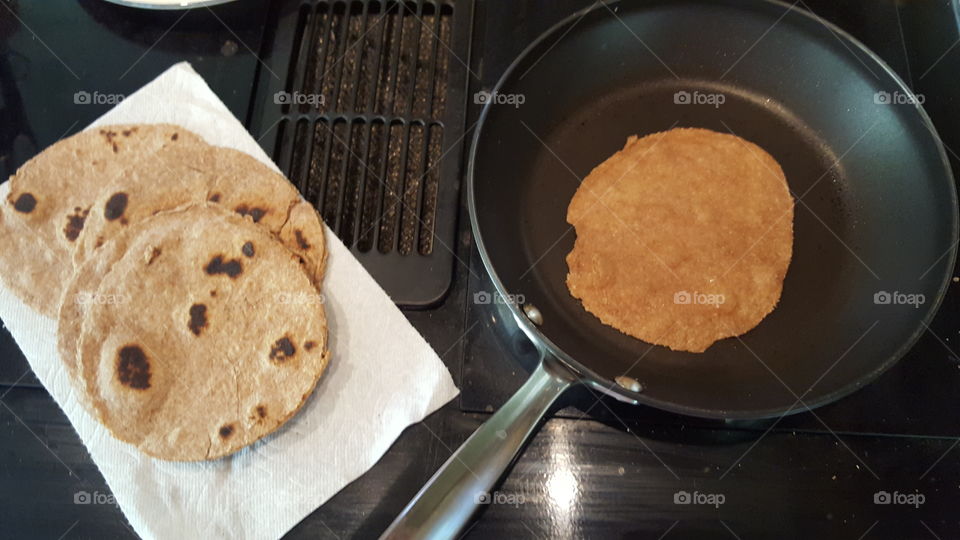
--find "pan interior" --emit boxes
[470,0,957,417]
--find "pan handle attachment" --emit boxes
[380,358,577,540]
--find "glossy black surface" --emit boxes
[2,0,960,539]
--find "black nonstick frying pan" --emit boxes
[383,0,958,537]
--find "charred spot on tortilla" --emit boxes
[171,132,179,141]
[117,345,151,390]
[64,207,89,242]
[241,241,255,257]
[208,193,221,203]
[204,255,242,278]
[234,204,266,223]
[219,424,234,439]
[12,193,37,214]
[304,340,317,351]
[146,246,162,265]
[294,230,311,250]
[188,304,208,336]
[256,405,267,419]
[104,192,129,221]
[269,336,296,363]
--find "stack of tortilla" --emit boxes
[0,124,331,461]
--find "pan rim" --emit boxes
[466,0,959,419]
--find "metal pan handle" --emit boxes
[380,358,576,539]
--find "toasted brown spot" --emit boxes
[188,304,208,336]
[117,345,151,390]
[95,237,105,248]
[204,255,242,278]
[269,336,296,362]
[210,290,217,297]
[235,204,266,223]
[304,341,317,351]
[171,132,179,141]
[104,192,129,221]
[147,246,162,265]
[64,208,89,241]
[122,129,133,137]
[294,230,311,250]
[219,424,234,438]
[12,193,36,213]
[112,142,119,153]
[208,193,221,203]
[242,241,255,257]
[256,405,267,418]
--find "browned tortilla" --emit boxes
[566,128,794,353]
[73,205,329,461]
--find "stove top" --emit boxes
[2,1,960,538]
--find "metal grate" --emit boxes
[252,0,470,306]
[276,0,454,255]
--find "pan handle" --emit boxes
[380,358,577,540]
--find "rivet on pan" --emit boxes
[523,303,543,326]
[615,376,643,393]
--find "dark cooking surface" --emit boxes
[1,0,959,539]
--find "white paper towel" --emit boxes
[0,62,459,539]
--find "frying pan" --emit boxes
[383,0,958,537]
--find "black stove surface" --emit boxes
[459,0,960,439]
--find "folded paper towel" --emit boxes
[0,62,458,539]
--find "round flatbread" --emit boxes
[74,205,329,461]
[2,124,203,316]
[75,141,327,289]
[2,124,328,316]
[566,127,794,353]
